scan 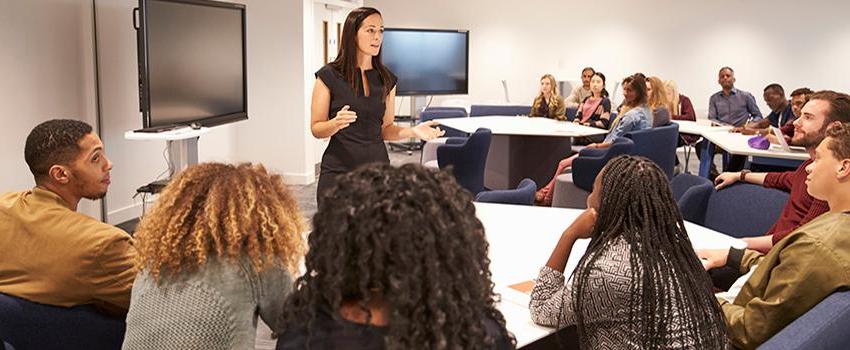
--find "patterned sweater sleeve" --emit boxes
[529,266,577,327]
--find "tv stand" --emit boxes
[125,127,210,180]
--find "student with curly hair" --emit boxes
[276,163,515,349]
[122,163,306,350]
[530,74,567,120]
[530,155,728,349]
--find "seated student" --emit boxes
[767,87,813,144]
[565,67,595,108]
[699,122,850,349]
[276,163,515,349]
[0,119,135,316]
[703,67,763,175]
[122,163,305,349]
[530,155,728,349]
[535,73,653,206]
[712,91,850,254]
[733,83,795,135]
[666,79,699,145]
[647,76,672,126]
[572,72,611,145]
[530,74,567,120]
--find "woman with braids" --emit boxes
[529,155,728,349]
[535,73,653,206]
[122,163,306,350]
[276,163,515,349]
[311,7,444,205]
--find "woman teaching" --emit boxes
[310,7,444,202]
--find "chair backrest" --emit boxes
[671,173,713,201]
[703,183,790,238]
[469,105,532,117]
[437,128,492,195]
[572,137,635,192]
[0,292,125,350]
[759,290,850,350]
[422,106,468,117]
[677,182,715,225]
[474,178,537,205]
[624,123,680,179]
[420,109,468,138]
[565,107,578,121]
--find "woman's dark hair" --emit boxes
[592,72,609,98]
[570,155,728,349]
[330,7,394,100]
[279,163,515,349]
[625,73,648,106]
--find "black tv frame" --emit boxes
[383,28,469,96]
[135,0,248,130]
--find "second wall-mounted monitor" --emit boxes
[381,28,469,96]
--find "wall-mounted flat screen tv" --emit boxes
[136,0,247,130]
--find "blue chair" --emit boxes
[437,128,492,195]
[572,137,635,192]
[0,292,125,350]
[552,138,635,208]
[422,106,468,117]
[703,183,789,238]
[759,290,850,350]
[469,105,532,117]
[671,173,715,224]
[475,178,536,205]
[420,109,467,138]
[670,173,713,201]
[624,123,680,179]
[565,107,578,121]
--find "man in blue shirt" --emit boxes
[709,67,763,126]
[700,67,763,176]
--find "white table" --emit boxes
[476,202,745,348]
[672,120,731,136]
[698,130,809,177]
[436,116,608,190]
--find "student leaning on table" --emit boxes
[530,155,728,349]
[699,122,850,350]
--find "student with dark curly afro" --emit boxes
[276,163,515,349]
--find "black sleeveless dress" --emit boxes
[315,64,397,203]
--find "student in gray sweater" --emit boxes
[122,163,306,350]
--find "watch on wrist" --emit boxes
[740,170,751,182]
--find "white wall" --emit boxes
[0,0,101,218]
[368,0,850,117]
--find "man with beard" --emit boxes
[712,91,850,253]
[0,119,136,316]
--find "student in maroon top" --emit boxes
[713,90,850,253]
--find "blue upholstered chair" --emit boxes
[671,173,715,224]
[469,105,532,117]
[759,290,850,350]
[551,138,635,208]
[624,123,680,179]
[0,292,125,350]
[437,128,492,195]
[703,183,789,238]
[565,107,578,121]
[421,106,468,116]
[420,108,467,138]
[475,178,536,205]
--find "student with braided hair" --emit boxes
[530,155,728,349]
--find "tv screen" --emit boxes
[137,0,247,129]
[381,28,469,96]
